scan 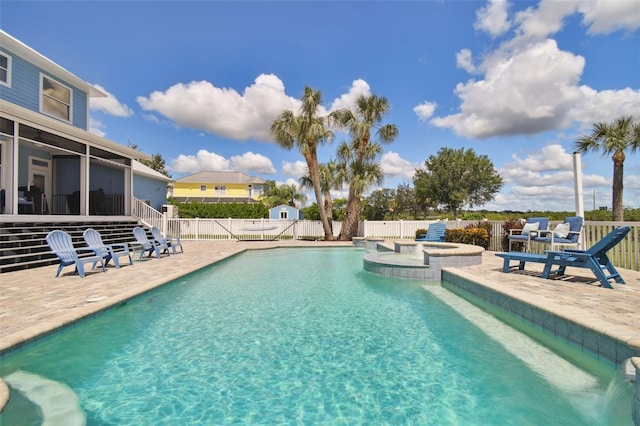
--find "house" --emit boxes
[0,29,151,217]
[171,171,267,204]
[269,204,303,220]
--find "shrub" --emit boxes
[446,227,489,249]
[415,228,427,239]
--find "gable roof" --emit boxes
[176,171,266,185]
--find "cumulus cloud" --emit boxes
[230,152,276,174]
[89,118,106,137]
[328,79,372,112]
[456,49,476,74]
[90,84,134,117]
[170,149,231,174]
[430,0,640,139]
[380,152,419,181]
[474,0,511,36]
[137,74,300,141]
[413,101,437,121]
[282,160,308,179]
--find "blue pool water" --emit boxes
[0,248,632,425]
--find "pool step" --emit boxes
[3,370,85,426]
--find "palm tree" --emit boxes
[271,87,335,239]
[575,116,640,221]
[300,161,345,233]
[330,94,398,240]
[263,182,306,208]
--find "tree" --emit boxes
[128,143,171,178]
[263,181,306,208]
[413,147,503,217]
[271,87,335,239]
[330,94,398,240]
[363,188,396,220]
[300,161,344,233]
[575,115,640,221]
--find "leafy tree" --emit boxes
[363,188,396,220]
[575,115,640,221]
[330,94,398,240]
[414,147,503,217]
[128,143,171,178]
[271,87,335,239]
[262,181,306,208]
[395,183,420,219]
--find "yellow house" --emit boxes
[171,171,267,203]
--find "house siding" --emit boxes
[0,47,88,130]
[173,182,256,199]
[134,174,168,211]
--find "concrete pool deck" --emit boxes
[1,239,639,412]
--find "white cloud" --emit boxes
[230,152,276,174]
[578,0,640,34]
[430,1,640,140]
[90,84,134,117]
[432,40,585,138]
[474,0,511,37]
[328,79,372,112]
[509,144,573,172]
[456,48,476,74]
[170,149,231,174]
[137,74,301,141]
[380,151,419,181]
[282,160,308,179]
[89,118,106,137]
[413,101,437,121]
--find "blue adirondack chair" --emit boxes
[534,216,583,250]
[45,230,106,278]
[133,226,170,259]
[415,222,447,242]
[83,228,133,269]
[151,227,184,254]
[507,217,548,251]
[496,226,631,289]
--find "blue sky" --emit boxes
[3,0,639,212]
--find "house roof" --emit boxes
[0,30,105,98]
[133,160,173,182]
[176,171,266,185]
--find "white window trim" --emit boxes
[40,73,73,123]
[215,185,227,194]
[0,52,11,87]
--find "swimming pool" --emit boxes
[0,247,632,424]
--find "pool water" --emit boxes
[0,248,632,425]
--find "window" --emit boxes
[200,185,207,192]
[279,210,289,219]
[215,185,226,194]
[0,53,11,87]
[41,75,72,122]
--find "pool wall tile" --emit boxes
[442,270,637,367]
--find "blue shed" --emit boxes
[269,204,303,220]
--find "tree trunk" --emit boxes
[324,192,333,234]
[612,150,625,221]
[305,152,334,240]
[339,187,361,240]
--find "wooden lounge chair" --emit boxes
[151,227,184,254]
[415,222,446,242]
[496,226,631,289]
[45,230,106,278]
[133,226,170,259]
[83,228,133,269]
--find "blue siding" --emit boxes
[134,175,168,211]
[0,47,89,130]
[269,205,302,220]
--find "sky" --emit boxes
[2,0,639,212]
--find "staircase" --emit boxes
[0,218,143,273]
